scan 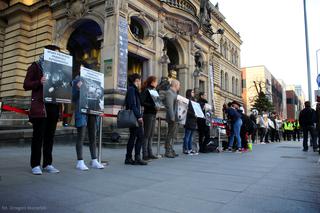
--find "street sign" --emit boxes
[317,74,320,87]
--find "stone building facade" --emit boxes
[0,0,242,124]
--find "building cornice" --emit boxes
[0,1,50,18]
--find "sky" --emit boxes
[211,0,320,101]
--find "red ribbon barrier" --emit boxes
[2,105,29,115]
[1,104,117,118]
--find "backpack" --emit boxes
[206,137,220,152]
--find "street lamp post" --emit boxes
[303,0,312,103]
[316,49,320,77]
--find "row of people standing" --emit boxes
[24,45,104,175]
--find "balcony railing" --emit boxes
[160,0,197,17]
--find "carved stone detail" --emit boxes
[66,0,90,19]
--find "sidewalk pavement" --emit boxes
[0,141,319,213]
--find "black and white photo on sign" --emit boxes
[177,95,189,125]
[148,89,163,109]
[43,49,73,104]
[191,101,205,118]
[79,67,104,115]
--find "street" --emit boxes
[0,141,320,213]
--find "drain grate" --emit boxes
[281,156,306,159]
[278,146,300,149]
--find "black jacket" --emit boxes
[185,99,197,130]
[197,97,208,130]
[299,107,316,128]
[141,86,157,115]
[126,84,142,119]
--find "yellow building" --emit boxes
[0,0,242,124]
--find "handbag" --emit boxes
[117,93,138,128]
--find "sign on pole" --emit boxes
[43,49,73,103]
[79,67,104,115]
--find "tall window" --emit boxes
[235,50,238,66]
[220,39,224,55]
[225,72,229,92]
[199,80,205,93]
[236,78,239,95]
[232,77,235,94]
[220,70,224,90]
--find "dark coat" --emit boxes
[197,97,208,130]
[126,84,142,119]
[23,62,46,118]
[141,86,156,115]
[299,107,317,128]
[185,100,197,130]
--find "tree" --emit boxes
[252,91,274,113]
[251,81,274,113]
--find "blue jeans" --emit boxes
[229,118,242,149]
[183,129,193,151]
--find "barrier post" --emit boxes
[98,115,102,163]
[156,117,162,158]
[218,127,222,152]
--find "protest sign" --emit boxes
[43,49,72,103]
[177,95,189,125]
[79,67,104,115]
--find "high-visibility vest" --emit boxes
[283,122,288,130]
[288,123,294,131]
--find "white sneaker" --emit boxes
[76,160,89,171]
[187,150,194,156]
[91,159,104,169]
[261,142,266,144]
[43,165,60,173]
[31,166,42,175]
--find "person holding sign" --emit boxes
[164,80,180,158]
[72,64,104,170]
[23,45,61,175]
[183,89,198,155]
[141,76,159,161]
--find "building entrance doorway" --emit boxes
[128,52,148,80]
[163,37,180,79]
[67,19,102,76]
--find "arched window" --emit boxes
[236,78,239,95]
[223,42,227,59]
[220,70,224,90]
[225,72,229,91]
[232,77,235,94]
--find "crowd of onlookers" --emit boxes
[223,100,320,154]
